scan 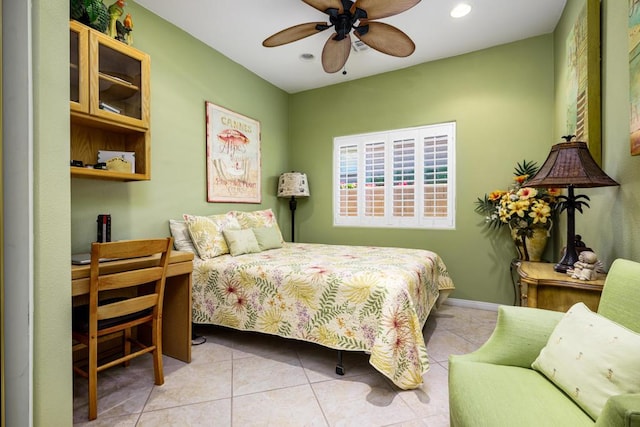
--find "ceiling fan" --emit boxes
[262,0,421,73]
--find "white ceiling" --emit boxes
[135,0,567,94]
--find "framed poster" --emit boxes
[205,102,261,203]
[565,0,601,164]
[630,0,640,155]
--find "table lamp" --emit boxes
[526,138,619,273]
[277,172,310,242]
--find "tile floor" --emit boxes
[73,303,498,426]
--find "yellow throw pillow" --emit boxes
[531,302,640,420]
[183,213,240,259]
[229,209,284,242]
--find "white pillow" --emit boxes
[531,302,640,420]
[168,219,197,254]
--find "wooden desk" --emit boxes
[72,250,194,363]
[517,261,606,312]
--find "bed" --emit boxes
[170,210,455,390]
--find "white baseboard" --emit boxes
[442,297,501,312]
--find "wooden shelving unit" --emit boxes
[70,20,151,181]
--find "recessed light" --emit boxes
[299,53,315,61]
[450,3,471,18]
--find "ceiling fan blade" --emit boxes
[322,33,352,73]
[303,0,344,13]
[263,22,330,47]
[355,21,415,57]
[354,0,421,19]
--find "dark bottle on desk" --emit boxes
[97,214,111,243]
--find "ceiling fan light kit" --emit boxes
[263,0,421,73]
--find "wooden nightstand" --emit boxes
[516,261,606,312]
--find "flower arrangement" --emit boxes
[475,160,560,238]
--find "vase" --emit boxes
[510,225,550,262]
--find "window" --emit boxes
[334,122,456,229]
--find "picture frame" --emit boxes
[565,0,601,164]
[630,0,640,155]
[205,101,261,203]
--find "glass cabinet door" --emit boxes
[89,32,149,129]
[70,21,88,113]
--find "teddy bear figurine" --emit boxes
[571,251,598,281]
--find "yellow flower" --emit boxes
[498,207,511,222]
[529,201,551,224]
[508,199,530,217]
[547,187,562,197]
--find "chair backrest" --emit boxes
[89,238,173,332]
[597,258,640,333]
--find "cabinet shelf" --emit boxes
[70,20,150,181]
[71,166,148,181]
[98,72,139,101]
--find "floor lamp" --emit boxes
[526,139,619,273]
[277,172,310,242]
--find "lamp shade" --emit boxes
[526,141,619,188]
[277,172,310,198]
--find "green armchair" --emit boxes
[449,258,640,427]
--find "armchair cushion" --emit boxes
[449,360,594,427]
[532,302,640,420]
[454,305,563,368]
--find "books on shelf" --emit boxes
[99,101,120,114]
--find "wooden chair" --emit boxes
[72,237,173,420]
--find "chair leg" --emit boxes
[123,328,132,368]
[88,336,98,421]
[152,321,164,385]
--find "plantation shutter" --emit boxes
[365,141,385,217]
[338,144,358,217]
[423,133,450,218]
[392,137,416,218]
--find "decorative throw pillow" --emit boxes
[222,228,261,256]
[531,302,640,420]
[230,209,284,242]
[168,219,197,254]
[183,213,240,259]
[252,226,283,251]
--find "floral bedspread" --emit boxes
[191,243,455,389]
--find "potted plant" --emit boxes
[475,160,560,261]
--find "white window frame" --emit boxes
[333,122,456,230]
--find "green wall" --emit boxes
[289,35,555,304]
[33,0,72,424]
[70,3,291,253]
